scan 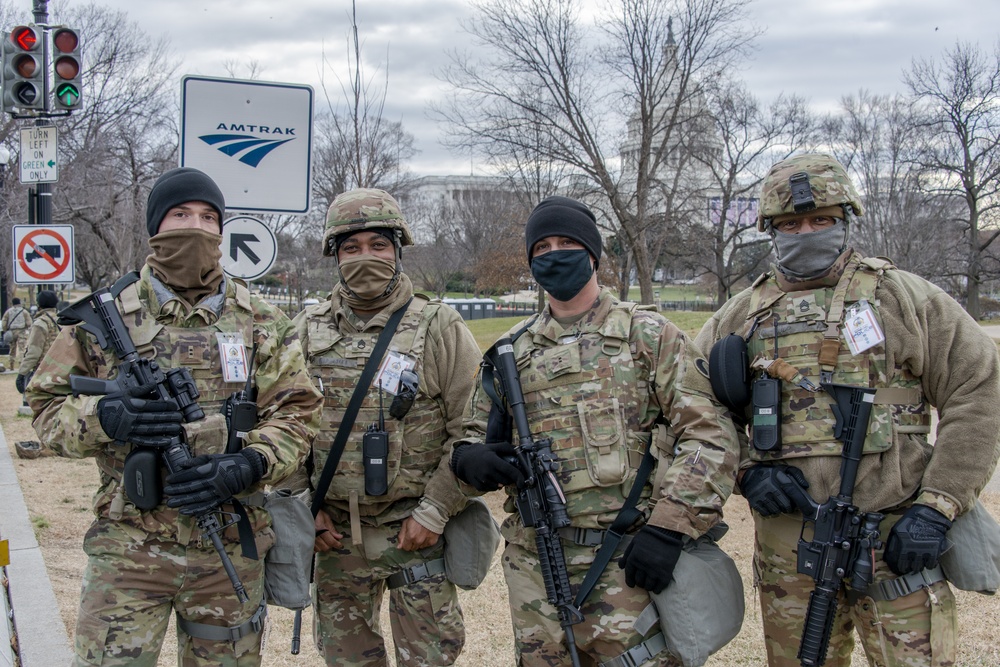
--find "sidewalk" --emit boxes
[0,422,72,665]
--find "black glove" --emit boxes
[618,525,684,594]
[884,504,953,576]
[15,373,28,394]
[451,441,524,492]
[97,382,184,447]
[740,465,812,516]
[164,449,266,516]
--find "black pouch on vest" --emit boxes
[709,334,751,412]
[363,429,389,496]
[123,447,163,510]
[751,376,781,452]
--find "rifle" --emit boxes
[776,383,883,667]
[491,336,584,667]
[61,286,251,603]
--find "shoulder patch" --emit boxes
[695,357,711,379]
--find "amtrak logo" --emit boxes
[199,123,297,168]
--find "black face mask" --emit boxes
[530,249,594,301]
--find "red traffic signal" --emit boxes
[10,25,38,51]
[3,25,44,112]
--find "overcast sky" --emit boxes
[52,0,1000,176]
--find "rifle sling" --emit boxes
[573,439,656,609]
[309,298,412,518]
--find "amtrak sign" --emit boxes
[181,76,313,214]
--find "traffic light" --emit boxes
[51,26,82,111]
[2,25,44,113]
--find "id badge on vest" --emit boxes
[216,332,249,383]
[375,350,414,395]
[842,300,885,356]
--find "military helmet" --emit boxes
[757,153,864,231]
[322,188,414,256]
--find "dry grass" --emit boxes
[3,372,1000,666]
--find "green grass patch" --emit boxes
[464,311,714,352]
[626,285,708,302]
[465,316,527,352]
[662,310,714,338]
[31,515,50,530]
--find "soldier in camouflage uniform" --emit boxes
[695,153,1000,667]
[280,188,480,666]
[27,167,322,667]
[16,290,60,394]
[451,196,739,666]
[2,296,32,368]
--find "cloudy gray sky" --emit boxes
[54,0,1000,176]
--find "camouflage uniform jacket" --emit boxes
[27,266,322,543]
[17,307,59,376]
[461,288,739,547]
[695,250,1000,520]
[1,305,31,332]
[286,275,480,534]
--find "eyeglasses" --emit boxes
[389,370,419,420]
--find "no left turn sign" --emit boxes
[13,225,75,284]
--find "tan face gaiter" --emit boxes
[338,255,398,310]
[147,229,225,305]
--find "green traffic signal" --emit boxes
[55,82,80,107]
[51,26,83,111]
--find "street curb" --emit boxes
[0,422,73,665]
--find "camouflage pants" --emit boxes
[313,518,465,666]
[7,328,25,367]
[503,539,680,667]
[73,519,272,667]
[753,508,956,667]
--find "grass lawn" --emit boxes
[464,310,714,352]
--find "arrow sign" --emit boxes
[221,216,277,281]
[230,233,262,264]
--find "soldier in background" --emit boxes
[2,296,32,368]
[13,290,61,459]
[695,153,1000,666]
[451,196,739,666]
[27,167,322,667]
[281,188,481,666]
[16,290,60,394]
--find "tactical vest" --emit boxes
[96,278,257,481]
[304,295,447,513]
[510,301,656,521]
[743,256,929,462]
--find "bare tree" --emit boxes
[46,4,180,287]
[822,90,958,281]
[405,185,532,297]
[904,41,1000,319]
[312,0,416,214]
[689,80,812,306]
[436,0,758,304]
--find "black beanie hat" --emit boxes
[524,196,602,268]
[146,167,225,237]
[36,290,58,309]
